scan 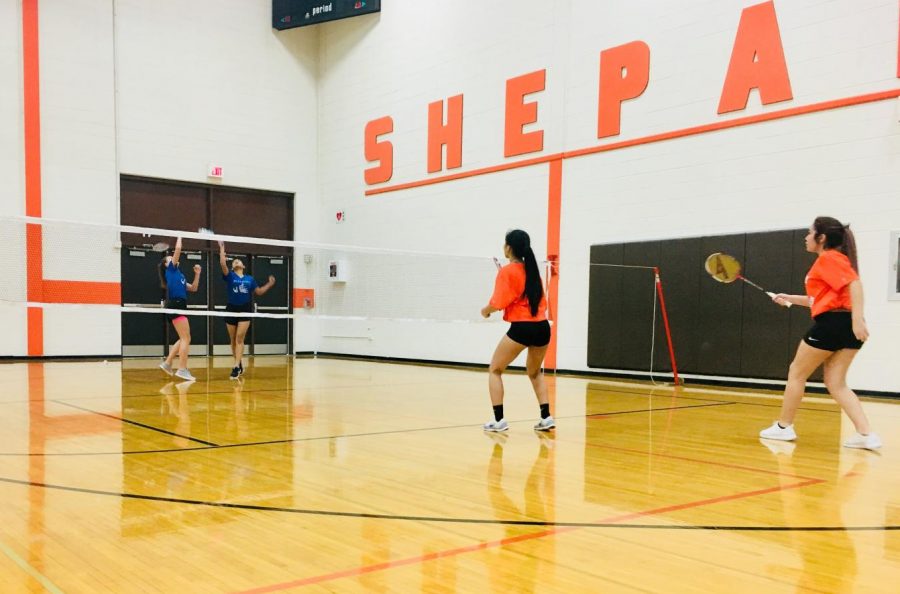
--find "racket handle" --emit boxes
[767,292,792,308]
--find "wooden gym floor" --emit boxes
[0,356,898,593]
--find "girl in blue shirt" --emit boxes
[158,237,202,381]
[218,241,275,379]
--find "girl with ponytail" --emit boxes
[480,229,554,432]
[761,217,880,450]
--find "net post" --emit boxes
[653,267,680,386]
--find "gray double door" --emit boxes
[121,248,291,357]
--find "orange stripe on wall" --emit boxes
[26,223,43,301]
[22,0,41,218]
[41,281,121,304]
[365,88,900,196]
[27,308,43,357]
[23,0,43,357]
[365,152,564,196]
[544,159,562,370]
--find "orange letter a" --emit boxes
[718,1,793,114]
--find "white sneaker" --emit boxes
[534,415,555,431]
[759,421,797,441]
[483,419,509,432]
[174,368,196,382]
[159,361,173,376]
[842,432,882,451]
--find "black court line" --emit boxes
[0,380,842,413]
[585,401,736,417]
[0,475,895,532]
[53,400,219,447]
[585,385,847,414]
[0,401,737,457]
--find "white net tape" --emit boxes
[1,215,542,325]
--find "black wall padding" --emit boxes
[588,244,624,369]
[588,230,817,381]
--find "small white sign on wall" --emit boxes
[207,164,224,178]
[328,259,348,282]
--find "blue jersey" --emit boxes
[223,271,258,306]
[165,262,188,300]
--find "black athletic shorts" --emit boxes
[803,311,863,351]
[165,298,188,322]
[506,320,551,347]
[225,302,253,325]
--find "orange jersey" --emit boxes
[805,249,859,318]
[489,263,547,322]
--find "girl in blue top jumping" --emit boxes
[158,237,202,381]
[218,241,275,379]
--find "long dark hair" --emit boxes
[813,216,858,271]
[158,258,168,291]
[505,229,543,316]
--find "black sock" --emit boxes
[540,403,550,419]
[493,405,504,422]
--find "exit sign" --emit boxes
[207,164,224,178]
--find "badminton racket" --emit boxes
[704,252,791,307]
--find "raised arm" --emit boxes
[188,264,202,292]
[172,237,183,266]
[254,275,276,296]
[218,241,229,276]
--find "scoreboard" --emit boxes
[273,0,381,30]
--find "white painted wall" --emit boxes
[1,0,319,357]
[0,0,25,356]
[0,0,22,219]
[1,0,897,391]
[315,0,900,391]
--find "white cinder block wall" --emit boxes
[2,0,898,391]
[316,0,900,391]
[0,0,25,355]
[0,0,319,356]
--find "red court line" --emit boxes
[582,441,817,481]
[364,88,900,196]
[232,478,823,593]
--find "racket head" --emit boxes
[492,257,502,270]
[704,252,742,284]
[151,242,170,253]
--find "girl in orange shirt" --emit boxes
[480,230,553,432]
[760,216,880,450]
